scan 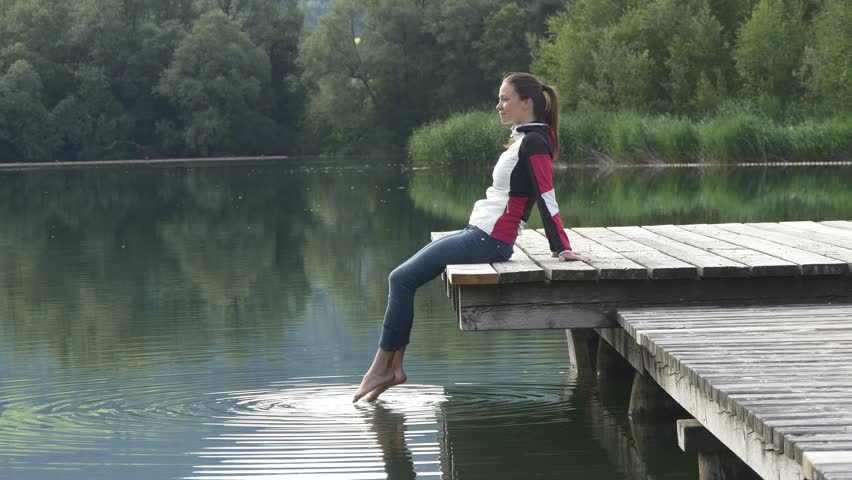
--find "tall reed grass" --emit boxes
[408,111,505,166]
[409,108,852,166]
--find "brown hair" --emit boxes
[503,72,560,159]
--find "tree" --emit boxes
[735,0,806,100]
[533,0,631,109]
[475,3,531,83]
[665,5,730,113]
[0,0,74,105]
[156,10,276,156]
[0,60,57,161]
[298,0,380,152]
[801,0,852,112]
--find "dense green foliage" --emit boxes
[534,0,850,117]
[0,0,848,162]
[0,0,303,162]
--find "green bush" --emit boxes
[787,116,852,161]
[407,111,505,166]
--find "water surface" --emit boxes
[1,159,849,479]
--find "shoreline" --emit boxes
[0,155,289,170]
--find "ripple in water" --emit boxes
[0,372,575,479]
[187,377,575,479]
[188,378,446,480]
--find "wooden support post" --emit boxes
[595,336,634,379]
[628,372,686,419]
[678,419,762,480]
[566,329,598,376]
[698,451,762,480]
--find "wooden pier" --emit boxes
[433,220,852,480]
[434,221,852,331]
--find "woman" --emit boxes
[353,72,590,403]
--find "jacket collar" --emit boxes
[511,122,549,140]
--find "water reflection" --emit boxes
[189,381,444,479]
[409,166,852,227]
[0,159,849,479]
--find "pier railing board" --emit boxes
[616,304,852,480]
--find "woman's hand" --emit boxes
[553,251,591,262]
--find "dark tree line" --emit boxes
[0,0,848,162]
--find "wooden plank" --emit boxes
[821,221,852,232]
[617,304,852,479]
[491,247,545,284]
[747,222,852,254]
[714,223,852,267]
[458,303,618,330]
[446,264,498,285]
[572,227,698,279]
[456,276,852,311]
[555,228,649,280]
[782,221,852,244]
[609,226,749,278]
[514,230,597,281]
[679,224,847,275]
[803,450,852,480]
[643,224,799,276]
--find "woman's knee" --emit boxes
[388,265,408,289]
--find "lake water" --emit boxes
[1,158,849,480]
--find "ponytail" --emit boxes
[541,84,559,160]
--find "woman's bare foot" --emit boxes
[353,348,397,403]
[363,368,407,402]
[354,347,407,403]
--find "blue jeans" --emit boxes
[380,225,514,351]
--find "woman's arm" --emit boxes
[522,132,589,262]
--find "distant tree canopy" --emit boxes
[0,0,303,162]
[0,0,848,161]
[298,0,549,153]
[534,0,851,117]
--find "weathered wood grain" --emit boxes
[643,224,799,276]
[617,304,852,480]
[820,221,852,232]
[491,247,545,284]
[714,223,852,267]
[747,222,852,252]
[679,224,848,275]
[515,229,597,280]
[555,228,649,280]
[573,226,698,279]
[609,226,749,277]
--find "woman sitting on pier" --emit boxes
[353,72,590,403]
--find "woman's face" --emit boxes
[496,81,533,125]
